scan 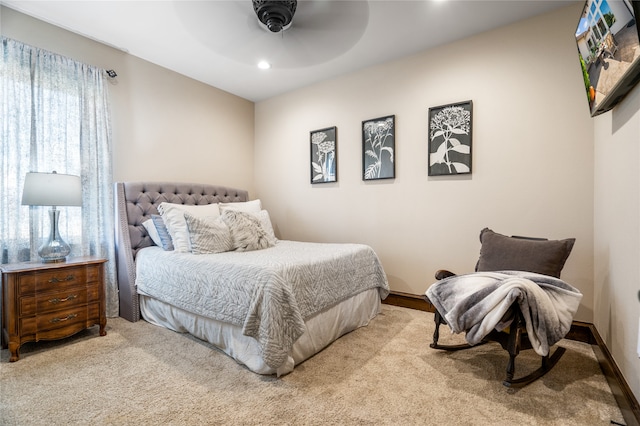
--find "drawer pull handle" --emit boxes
[48,275,75,283]
[49,313,78,324]
[48,294,78,304]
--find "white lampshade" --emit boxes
[21,171,82,263]
[21,172,82,207]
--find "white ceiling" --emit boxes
[1,1,575,102]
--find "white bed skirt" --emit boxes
[139,288,382,376]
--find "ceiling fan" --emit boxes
[252,0,298,33]
[173,0,369,69]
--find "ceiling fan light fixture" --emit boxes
[252,0,297,33]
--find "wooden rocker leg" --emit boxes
[504,318,522,384]
[430,308,483,351]
[503,346,566,388]
[500,307,567,387]
[430,309,443,348]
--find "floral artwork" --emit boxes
[310,126,337,183]
[362,115,395,180]
[428,101,472,176]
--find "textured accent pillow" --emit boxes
[142,215,174,251]
[476,228,575,278]
[255,210,277,241]
[219,199,262,214]
[158,202,221,253]
[221,209,276,252]
[184,213,232,254]
[150,215,174,250]
[218,201,277,240]
[142,219,162,247]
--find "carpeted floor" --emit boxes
[0,305,625,425]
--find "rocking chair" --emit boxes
[424,228,579,388]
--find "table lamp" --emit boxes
[21,171,82,263]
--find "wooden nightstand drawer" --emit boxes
[18,266,99,295]
[20,303,99,335]
[19,285,96,316]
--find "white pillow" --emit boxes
[219,199,262,213]
[142,215,175,250]
[255,210,277,241]
[158,202,221,253]
[220,210,276,252]
[184,213,232,254]
[142,219,162,247]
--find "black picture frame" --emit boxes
[310,126,337,184]
[428,100,472,176]
[362,115,395,180]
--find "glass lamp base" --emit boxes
[38,208,71,263]
[38,240,71,263]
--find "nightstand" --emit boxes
[1,256,107,362]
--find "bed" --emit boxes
[114,182,389,375]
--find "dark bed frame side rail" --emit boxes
[114,181,249,322]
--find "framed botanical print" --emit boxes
[362,115,395,180]
[310,126,337,183]
[428,100,472,176]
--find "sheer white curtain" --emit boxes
[1,36,118,316]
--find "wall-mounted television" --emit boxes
[576,0,640,116]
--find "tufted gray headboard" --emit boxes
[114,182,248,322]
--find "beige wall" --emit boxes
[593,83,640,401]
[255,4,595,321]
[0,6,256,194]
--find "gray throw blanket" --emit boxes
[425,271,582,356]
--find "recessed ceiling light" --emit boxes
[257,61,271,70]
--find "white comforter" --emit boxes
[135,240,389,369]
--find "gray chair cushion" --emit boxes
[475,228,575,278]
